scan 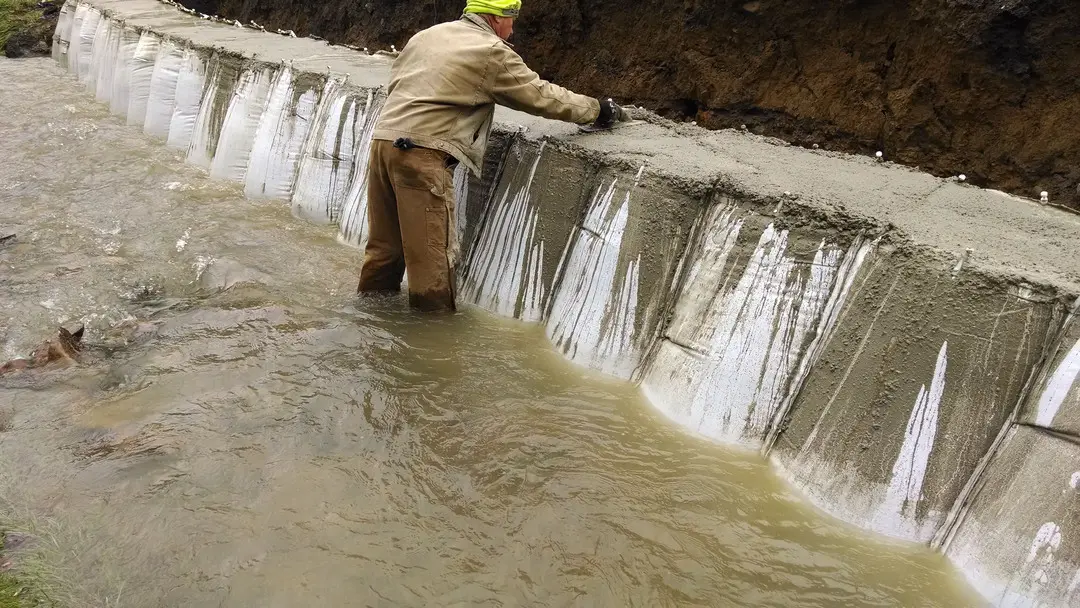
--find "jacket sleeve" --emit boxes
[488,42,600,125]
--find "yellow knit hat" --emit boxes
[464,0,521,17]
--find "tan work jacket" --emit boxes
[372,13,601,175]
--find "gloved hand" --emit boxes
[593,98,628,129]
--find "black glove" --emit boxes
[593,98,625,129]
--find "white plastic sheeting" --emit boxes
[187,57,234,169]
[461,144,547,320]
[85,12,109,90]
[245,69,320,200]
[75,7,100,82]
[109,27,139,117]
[126,32,161,127]
[166,49,207,151]
[209,67,276,182]
[94,21,120,103]
[65,4,86,73]
[143,39,185,139]
[292,80,365,224]
[52,1,75,63]
[546,170,644,379]
[337,92,385,245]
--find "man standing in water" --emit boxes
[358,0,628,312]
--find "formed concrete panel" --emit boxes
[642,194,875,446]
[1021,312,1080,436]
[461,139,592,322]
[544,161,699,379]
[771,255,1058,543]
[946,426,1080,607]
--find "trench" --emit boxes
[4,1,1080,606]
[0,55,981,608]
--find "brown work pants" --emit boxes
[357,139,457,312]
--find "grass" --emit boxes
[0,0,46,51]
[0,533,43,608]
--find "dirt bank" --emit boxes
[2,0,60,58]
[178,0,1080,211]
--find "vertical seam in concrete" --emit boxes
[933,298,1076,551]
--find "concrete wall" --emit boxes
[943,308,1080,606]
[49,2,1080,605]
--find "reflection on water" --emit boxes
[0,58,982,607]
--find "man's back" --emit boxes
[373,13,599,175]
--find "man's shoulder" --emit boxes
[409,18,503,53]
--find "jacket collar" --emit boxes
[462,12,495,34]
[461,12,515,47]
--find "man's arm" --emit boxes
[488,42,601,125]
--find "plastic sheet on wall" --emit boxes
[109,27,139,117]
[292,79,364,224]
[66,4,87,73]
[209,66,275,183]
[337,91,385,247]
[52,1,75,65]
[86,15,109,90]
[95,20,120,103]
[188,56,241,169]
[166,49,207,151]
[245,69,320,200]
[126,32,161,127]
[144,39,185,139]
[75,7,100,82]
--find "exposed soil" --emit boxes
[2,0,60,58]
[179,0,1079,210]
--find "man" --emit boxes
[357,0,627,312]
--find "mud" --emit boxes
[178,0,1080,211]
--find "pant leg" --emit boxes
[357,140,406,293]
[386,146,457,312]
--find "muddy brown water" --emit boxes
[0,58,983,607]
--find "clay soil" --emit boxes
[180,0,1079,210]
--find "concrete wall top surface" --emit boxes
[82,0,1080,299]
